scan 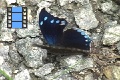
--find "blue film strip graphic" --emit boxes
[7,6,27,28]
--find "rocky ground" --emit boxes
[0,0,120,80]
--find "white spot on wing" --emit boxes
[72,27,78,30]
[84,35,90,39]
[77,29,82,32]
[85,39,88,42]
[50,19,54,23]
[56,20,60,23]
[81,31,86,35]
[44,17,48,21]
[60,21,66,25]
[40,21,43,25]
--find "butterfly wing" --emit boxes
[62,27,91,50]
[39,8,68,45]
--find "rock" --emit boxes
[59,0,99,30]
[100,1,118,14]
[45,69,77,80]
[102,24,120,45]
[33,63,54,77]
[60,55,93,71]
[84,73,94,80]
[0,0,6,22]
[0,43,12,79]
[91,32,103,48]
[0,43,9,60]
[0,14,15,41]
[114,0,120,5]
[0,56,4,66]
[59,0,91,7]
[16,24,40,38]
[100,48,117,60]
[0,62,12,79]
[24,47,47,68]
[103,66,120,80]
[0,0,6,9]
[9,43,22,64]
[71,71,95,80]
[37,1,52,9]
[14,69,31,80]
[6,0,16,5]
[73,8,99,30]
[117,42,120,54]
[100,1,113,13]
[15,37,47,68]
[59,0,69,6]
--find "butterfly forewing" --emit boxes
[39,8,68,45]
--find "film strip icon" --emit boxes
[7,6,27,28]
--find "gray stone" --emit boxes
[112,66,120,80]
[0,32,13,41]
[60,55,93,71]
[0,43,12,79]
[0,76,5,80]
[16,24,40,38]
[0,43,9,60]
[103,66,120,80]
[91,32,103,48]
[25,0,40,5]
[0,7,6,22]
[24,47,47,68]
[59,0,69,6]
[73,8,98,30]
[45,69,77,80]
[100,1,118,14]
[0,0,6,9]
[0,62,12,79]
[14,69,31,80]
[37,1,52,9]
[33,63,54,77]
[84,73,94,80]
[6,0,16,4]
[117,42,120,54]
[15,37,47,68]
[59,0,91,7]
[59,0,99,30]
[0,56,4,66]
[102,24,120,45]
[9,43,22,64]
[0,14,15,41]
[101,1,113,13]
[13,64,27,74]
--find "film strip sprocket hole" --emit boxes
[7,6,27,28]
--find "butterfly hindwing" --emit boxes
[62,27,91,50]
[39,8,68,45]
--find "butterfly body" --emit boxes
[39,8,91,51]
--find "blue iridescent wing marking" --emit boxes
[39,8,68,45]
[62,27,91,50]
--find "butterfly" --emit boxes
[38,8,91,53]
